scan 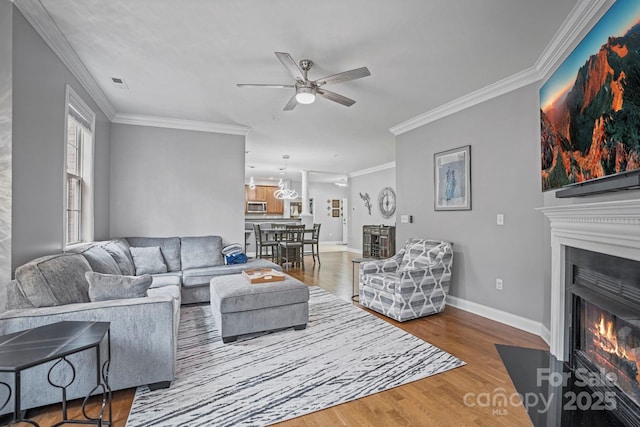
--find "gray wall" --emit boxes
[11,8,111,270]
[110,124,245,245]
[396,83,546,322]
[0,1,13,304]
[308,181,347,242]
[348,167,396,253]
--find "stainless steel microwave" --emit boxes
[247,201,267,213]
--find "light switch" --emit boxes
[497,214,504,225]
[400,215,409,223]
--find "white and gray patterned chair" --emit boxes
[358,239,453,322]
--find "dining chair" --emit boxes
[303,223,321,265]
[253,223,279,261]
[278,224,305,270]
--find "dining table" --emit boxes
[258,226,315,265]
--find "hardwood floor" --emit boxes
[21,251,547,426]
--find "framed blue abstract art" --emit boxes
[434,145,471,211]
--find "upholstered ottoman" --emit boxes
[210,273,309,343]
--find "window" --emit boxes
[64,85,95,248]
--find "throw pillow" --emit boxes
[130,246,168,275]
[85,271,152,302]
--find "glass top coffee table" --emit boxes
[0,321,111,426]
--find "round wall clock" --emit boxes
[378,187,396,218]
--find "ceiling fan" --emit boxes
[237,52,370,111]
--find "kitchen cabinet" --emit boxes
[245,185,283,214]
[246,185,267,201]
[265,188,284,214]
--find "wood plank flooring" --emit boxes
[20,251,547,426]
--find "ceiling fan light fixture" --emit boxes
[295,86,316,104]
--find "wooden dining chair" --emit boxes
[253,223,278,261]
[303,223,321,265]
[278,224,305,269]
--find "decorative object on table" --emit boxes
[242,268,285,284]
[434,145,471,211]
[378,187,396,218]
[236,51,370,111]
[125,287,464,427]
[359,239,453,322]
[222,243,248,264]
[540,0,640,195]
[358,192,372,215]
[274,155,299,200]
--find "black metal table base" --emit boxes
[0,323,112,427]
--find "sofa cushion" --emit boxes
[76,245,121,275]
[180,236,224,270]
[102,239,135,276]
[86,272,152,302]
[5,280,35,310]
[14,253,92,307]
[130,246,168,275]
[150,272,182,288]
[126,237,181,272]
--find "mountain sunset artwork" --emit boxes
[540,0,640,191]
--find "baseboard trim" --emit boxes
[447,296,549,344]
[347,247,363,254]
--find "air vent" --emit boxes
[111,77,129,89]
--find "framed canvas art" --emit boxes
[434,145,471,211]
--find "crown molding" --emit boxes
[13,0,116,120]
[389,0,612,136]
[112,114,251,136]
[348,161,395,178]
[389,67,540,136]
[534,0,612,79]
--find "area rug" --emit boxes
[126,286,465,427]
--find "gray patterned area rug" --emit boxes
[126,286,465,427]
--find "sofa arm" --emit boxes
[0,295,178,414]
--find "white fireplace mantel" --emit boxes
[539,199,640,361]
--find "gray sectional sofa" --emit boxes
[0,235,281,415]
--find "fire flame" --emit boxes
[594,315,628,359]
[592,314,640,384]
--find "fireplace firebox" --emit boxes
[567,247,640,426]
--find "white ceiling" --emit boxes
[34,0,579,183]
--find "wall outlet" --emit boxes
[497,214,504,225]
[496,278,503,290]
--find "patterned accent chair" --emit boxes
[359,239,453,322]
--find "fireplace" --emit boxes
[566,247,640,426]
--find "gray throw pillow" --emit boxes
[130,246,168,275]
[85,271,152,302]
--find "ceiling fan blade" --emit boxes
[315,67,370,86]
[236,83,294,88]
[316,89,356,107]
[283,94,298,111]
[275,52,305,82]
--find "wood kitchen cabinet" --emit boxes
[245,185,283,214]
[246,185,267,201]
[266,188,284,214]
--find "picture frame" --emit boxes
[331,199,340,208]
[332,208,340,218]
[434,145,471,211]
